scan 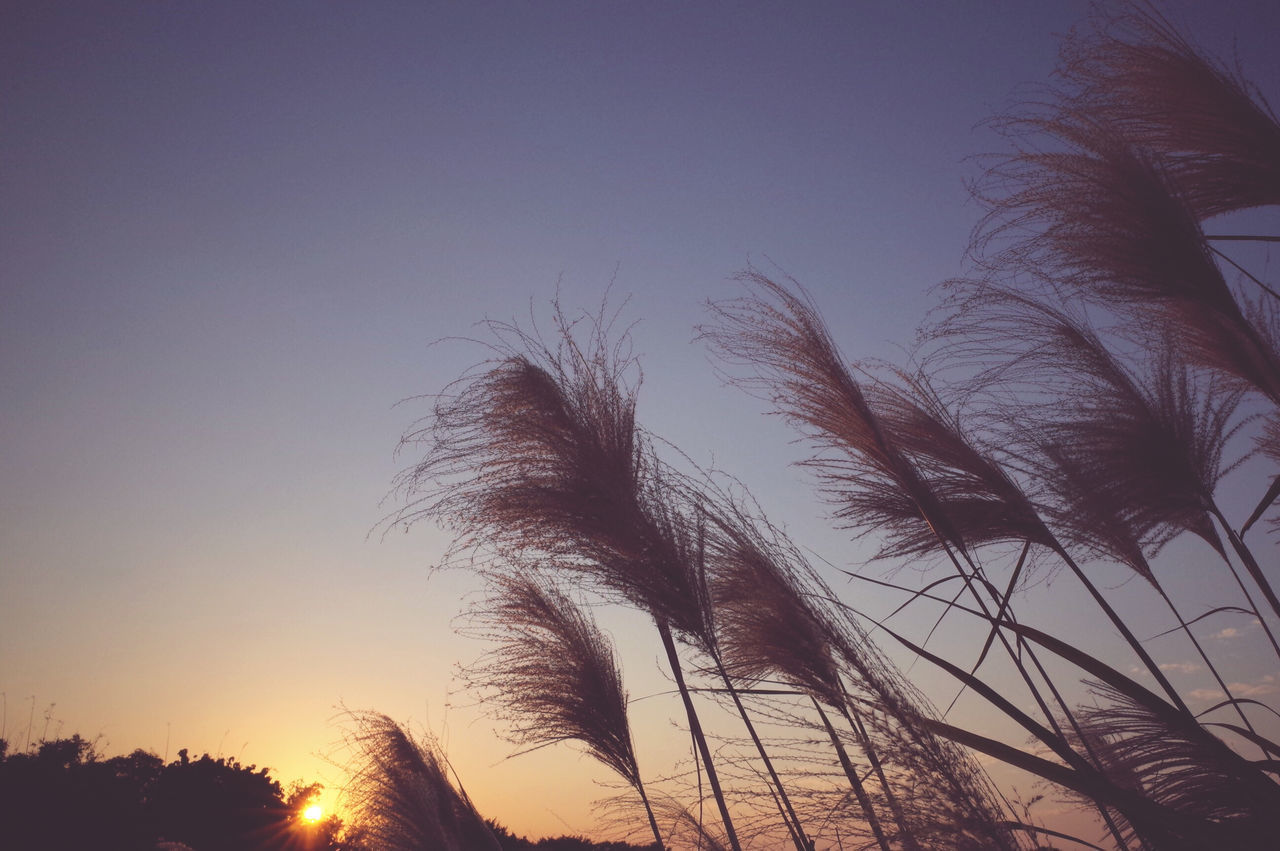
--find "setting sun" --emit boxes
[302,804,323,823]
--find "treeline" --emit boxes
[0,734,347,850]
[0,734,658,851]
[489,822,660,851]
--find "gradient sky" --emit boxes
[4,1,1279,842]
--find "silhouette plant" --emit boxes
[464,571,665,847]
[1053,1,1280,220]
[385,4,1280,848]
[339,712,500,851]
[704,496,1022,850]
[390,308,749,849]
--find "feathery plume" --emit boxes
[464,571,665,846]
[390,305,742,848]
[975,118,1280,406]
[1075,682,1280,849]
[1056,1,1280,219]
[338,712,500,851]
[702,271,962,558]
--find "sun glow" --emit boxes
[302,803,323,823]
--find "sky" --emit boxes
[4,0,1280,843]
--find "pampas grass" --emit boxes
[338,712,500,851]
[1055,1,1280,219]
[390,306,747,848]
[464,571,665,846]
[378,5,1280,849]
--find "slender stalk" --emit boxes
[1149,580,1259,739]
[940,541,1070,735]
[832,672,1032,851]
[811,697,892,851]
[943,542,1133,851]
[635,781,666,850]
[1208,244,1280,302]
[657,621,742,851]
[1204,505,1280,659]
[1210,503,1280,622]
[917,542,1119,849]
[1241,475,1280,536]
[891,534,1123,845]
[710,657,812,851]
[1210,552,1280,660]
[873,620,1222,850]
[833,689,923,851]
[1051,544,1190,714]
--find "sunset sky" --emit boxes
[4,1,1279,841]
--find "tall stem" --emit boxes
[939,542,1066,734]
[811,697,892,851]
[656,620,742,851]
[832,681,922,851]
[711,657,812,851]
[1211,504,1280,623]
[942,542,1132,851]
[1208,244,1280,301]
[1052,544,1189,714]
[1150,580,1259,739]
[635,779,666,850]
[1203,504,1280,660]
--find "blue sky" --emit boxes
[4,1,1279,841]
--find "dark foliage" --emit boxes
[0,735,348,851]
[489,820,662,851]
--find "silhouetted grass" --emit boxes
[387,3,1280,848]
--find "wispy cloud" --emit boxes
[1209,627,1241,640]
[1227,680,1279,698]
[1188,676,1279,702]
[1158,662,1201,674]
[1188,688,1225,701]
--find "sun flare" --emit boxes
[302,803,323,823]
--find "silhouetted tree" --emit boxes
[0,736,353,851]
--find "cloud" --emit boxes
[1188,688,1225,701]
[1209,627,1241,639]
[1188,678,1279,702]
[1158,662,1201,674]
[1227,681,1279,698]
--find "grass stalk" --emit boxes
[656,620,742,851]
[1210,503,1280,622]
[810,697,891,851]
[832,685,923,851]
[1149,579,1260,739]
[708,655,812,851]
[1051,545,1190,714]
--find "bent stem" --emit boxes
[1211,503,1280,624]
[710,656,812,851]
[1052,544,1190,714]
[811,696,892,851]
[657,620,742,851]
[944,542,1133,851]
[834,690,923,851]
[1150,579,1261,742]
[635,780,665,850]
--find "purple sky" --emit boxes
[4,1,1279,841]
